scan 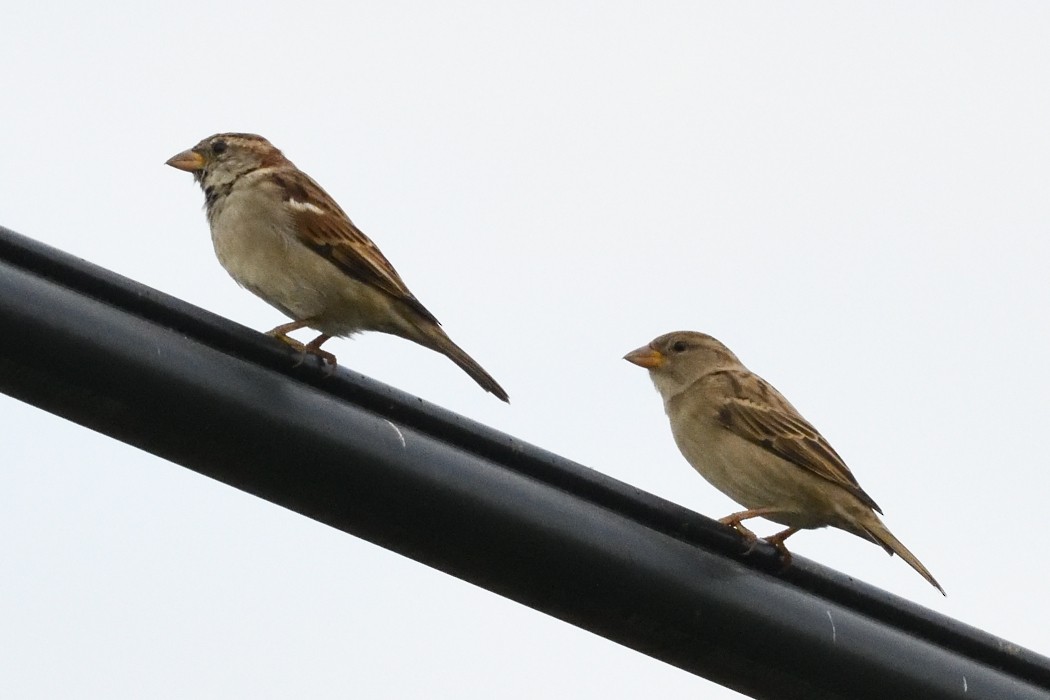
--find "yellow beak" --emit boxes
[623,346,665,369]
[165,149,205,172]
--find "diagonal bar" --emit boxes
[0,226,1047,699]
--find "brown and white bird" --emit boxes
[166,133,508,402]
[625,331,943,594]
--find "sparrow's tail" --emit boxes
[415,324,510,402]
[856,512,945,595]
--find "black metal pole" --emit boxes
[0,225,1047,700]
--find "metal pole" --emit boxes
[0,226,1047,699]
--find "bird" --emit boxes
[165,132,509,402]
[624,330,943,594]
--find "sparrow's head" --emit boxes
[166,133,289,189]
[624,331,741,398]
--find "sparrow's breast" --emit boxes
[208,185,313,304]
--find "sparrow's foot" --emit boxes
[303,334,337,373]
[725,519,759,541]
[266,320,311,338]
[269,332,307,352]
[719,517,799,568]
[764,526,800,570]
[718,507,783,538]
[717,513,757,555]
[264,324,336,371]
[269,333,325,370]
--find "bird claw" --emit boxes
[308,348,338,374]
[763,527,800,571]
[718,516,759,555]
[304,335,337,374]
[292,345,337,372]
[742,535,764,557]
[718,511,799,567]
[269,332,307,352]
[267,332,337,372]
[728,521,759,540]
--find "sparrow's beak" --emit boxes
[165,149,205,172]
[624,345,665,369]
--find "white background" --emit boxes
[2,3,1048,698]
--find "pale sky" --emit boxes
[2,3,1049,698]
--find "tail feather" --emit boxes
[416,324,510,402]
[860,515,945,596]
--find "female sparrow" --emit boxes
[166,133,508,402]
[625,331,943,594]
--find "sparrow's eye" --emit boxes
[211,139,228,155]
[671,340,689,353]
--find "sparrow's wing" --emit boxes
[273,170,439,325]
[715,371,882,513]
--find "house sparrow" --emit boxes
[625,331,943,594]
[166,133,508,402]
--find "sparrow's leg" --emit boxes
[265,321,335,369]
[304,334,337,367]
[266,320,311,350]
[718,507,784,539]
[719,507,796,557]
[764,526,801,568]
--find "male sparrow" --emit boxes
[625,331,943,594]
[166,133,509,402]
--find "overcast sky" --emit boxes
[3,3,1049,698]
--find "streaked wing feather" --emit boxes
[716,374,882,513]
[273,171,438,324]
